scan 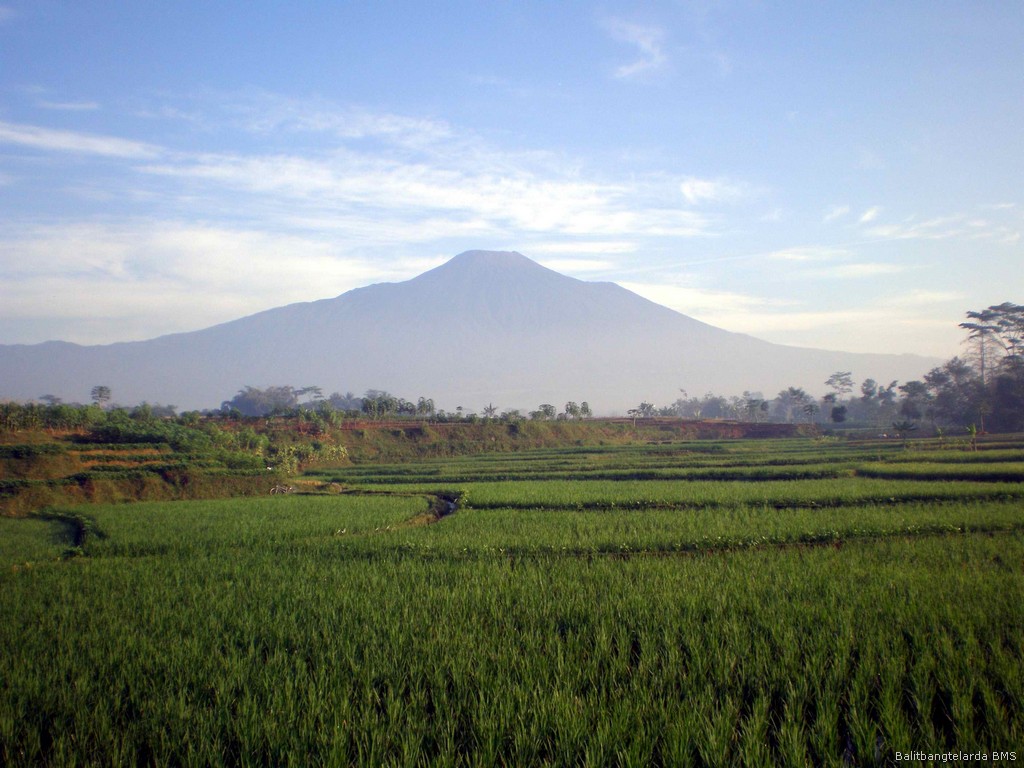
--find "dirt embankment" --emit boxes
[334,418,805,462]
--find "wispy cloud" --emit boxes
[0,120,161,159]
[36,100,101,112]
[0,220,437,343]
[620,280,784,318]
[0,6,15,24]
[141,150,710,238]
[859,206,881,223]
[823,205,850,223]
[529,241,637,255]
[815,262,906,279]
[603,19,667,79]
[1,92,721,245]
[539,258,618,274]
[766,246,905,279]
[679,176,744,205]
[765,246,848,262]
[865,213,1020,243]
[0,98,738,343]
[131,95,718,241]
[620,280,961,356]
[227,93,456,148]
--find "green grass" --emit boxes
[2,434,1023,765]
[856,461,1024,482]
[416,476,1024,510]
[3,532,1021,766]
[0,516,72,568]
[78,494,432,558]
[391,499,1024,555]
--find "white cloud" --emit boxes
[859,206,881,223]
[897,290,964,306]
[763,248,905,280]
[620,279,961,356]
[529,241,637,255]
[0,220,428,343]
[765,246,848,262]
[0,97,755,344]
[230,94,455,148]
[679,176,744,205]
[865,213,1018,243]
[819,262,906,279]
[37,100,101,112]
[604,20,667,79]
[0,120,160,159]
[140,144,715,240]
[823,205,850,223]
[619,280,783,317]
[3,99,728,250]
[538,258,617,274]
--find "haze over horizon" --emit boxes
[0,249,943,413]
[0,1,1021,358]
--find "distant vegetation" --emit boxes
[10,302,1021,436]
[0,404,348,516]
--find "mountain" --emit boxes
[0,250,939,413]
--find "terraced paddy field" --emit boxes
[2,435,1023,766]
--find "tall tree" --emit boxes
[988,302,1024,361]
[362,390,399,419]
[222,385,299,417]
[744,395,766,423]
[923,358,982,428]
[773,387,811,423]
[90,385,112,408]
[898,380,930,421]
[825,371,854,398]
[960,308,1001,386]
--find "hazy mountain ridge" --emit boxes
[0,250,938,412]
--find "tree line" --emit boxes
[218,387,593,424]
[5,302,1021,435]
[624,302,1023,434]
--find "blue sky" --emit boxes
[1,1,1021,358]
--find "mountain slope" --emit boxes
[0,250,938,412]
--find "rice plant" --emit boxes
[2,435,1022,765]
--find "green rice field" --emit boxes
[2,435,1023,766]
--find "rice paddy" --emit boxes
[2,435,1022,766]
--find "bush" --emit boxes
[0,444,67,459]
